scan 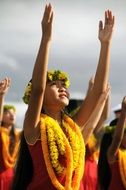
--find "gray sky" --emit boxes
[0,0,126,125]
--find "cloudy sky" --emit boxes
[1,0,126,125]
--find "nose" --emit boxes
[58,86,65,93]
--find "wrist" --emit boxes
[0,92,5,97]
[100,41,111,46]
[41,36,52,44]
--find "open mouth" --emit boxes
[59,93,68,99]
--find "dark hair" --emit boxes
[98,132,112,190]
[0,123,16,155]
[109,118,118,126]
[9,125,16,154]
[11,131,33,190]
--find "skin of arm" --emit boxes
[23,4,53,140]
[94,90,110,135]
[85,76,94,96]
[107,96,126,162]
[0,78,11,124]
[73,10,115,127]
[82,86,110,144]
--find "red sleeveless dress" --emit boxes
[27,140,84,190]
[83,155,98,190]
[0,132,14,190]
[109,161,125,190]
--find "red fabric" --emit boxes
[27,140,84,190]
[83,156,98,190]
[0,133,14,190]
[0,168,14,190]
[109,161,125,190]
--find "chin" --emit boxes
[59,100,69,109]
[9,121,15,126]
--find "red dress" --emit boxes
[0,131,14,190]
[109,161,125,190]
[83,155,98,190]
[27,140,84,190]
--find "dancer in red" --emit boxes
[98,96,126,190]
[12,4,114,190]
[0,78,20,190]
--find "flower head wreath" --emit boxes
[22,70,70,104]
[3,105,16,112]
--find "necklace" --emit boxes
[40,113,85,190]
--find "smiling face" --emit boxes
[2,108,16,127]
[43,80,70,110]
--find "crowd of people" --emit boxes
[0,3,126,190]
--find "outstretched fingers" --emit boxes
[99,20,103,31]
[42,3,53,25]
[41,3,53,41]
[104,10,115,28]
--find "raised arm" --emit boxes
[94,90,110,135]
[86,76,94,96]
[74,10,114,127]
[23,4,53,139]
[107,96,126,162]
[82,86,110,144]
[0,78,11,124]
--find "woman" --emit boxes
[0,78,20,190]
[12,4,114,190]
[98,96,126,190]
[83,77,110,190]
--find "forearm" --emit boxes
[82,92,107,144]
[92,42,111,99]
[113,111,126,142]
[94,96,110,134]
[107,111,126,160]
[32,38,51,92]
[0,94,5,123]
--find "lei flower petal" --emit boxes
[118,148,126,188]
[40,114,85,190]
[0,128,20,169]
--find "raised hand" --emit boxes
[99,10,115,43]
[0,77,11,96]
[41,4,53,42]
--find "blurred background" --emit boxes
[0,0,126,128]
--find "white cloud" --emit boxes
[0,53,19,71]
[0,0,126,118]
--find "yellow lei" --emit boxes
[0,127,20,169]
[40,114,85,190]
[87,134,99,161]
[118,148,126,188]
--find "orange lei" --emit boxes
[40,114,85,190]
[87,134,99,161]
[0,127,20,169]
[118,148,126,188]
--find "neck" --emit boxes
[43,107,62,124]
[1,124,12,132]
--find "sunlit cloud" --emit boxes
[0,53,19,71]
